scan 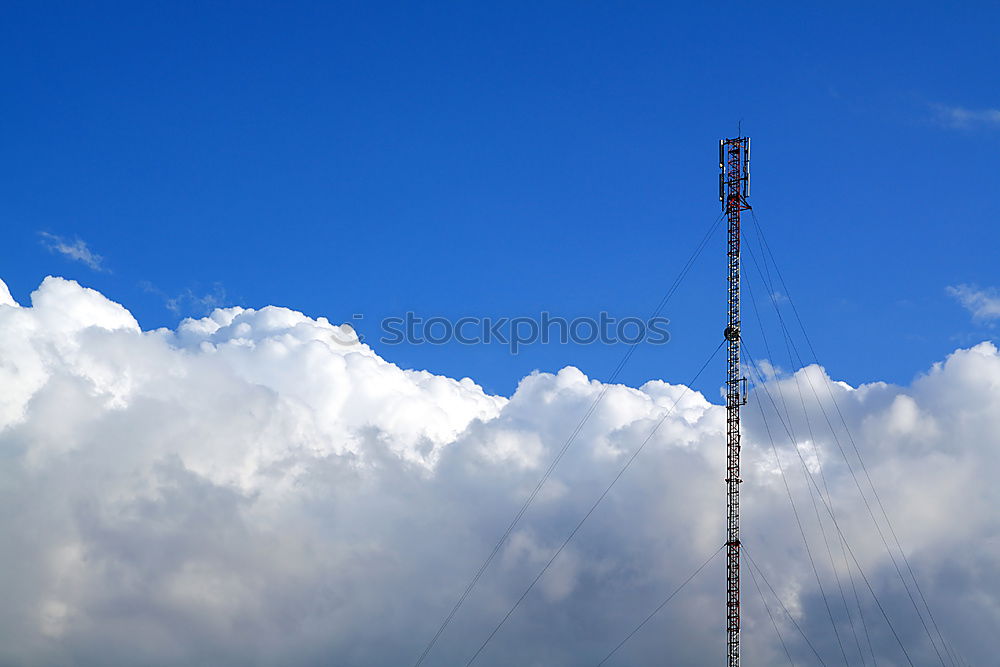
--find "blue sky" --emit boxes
[2,1,998,396]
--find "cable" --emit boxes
[746,545,796,666]
[742,227,879,666]
[743,545,829,667]
[747,209,951,666]
[742,346,849,666]
[743,252,854,666]
[749,209,949,660]
[463,340,725,665]
[743,241,870,665]
[595,545,725,666]
[742,343,915,667]
[411,213,724,667]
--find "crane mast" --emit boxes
[719,136,750,667]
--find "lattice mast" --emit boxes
[719,136,750,667]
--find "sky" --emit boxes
[1,2,999,665]
[2,1,998,396]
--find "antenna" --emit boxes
[720,136,750,667]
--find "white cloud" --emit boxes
[38,232,106,271]
[947,283,1000,321]
[933,104,1000,129]
[0,276,994,665]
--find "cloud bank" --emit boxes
[0,277,994,666]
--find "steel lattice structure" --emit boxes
[719,136,750,667]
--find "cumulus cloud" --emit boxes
[0,276,993,665]
[38,233,106,271]
[947,283,1000,322]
